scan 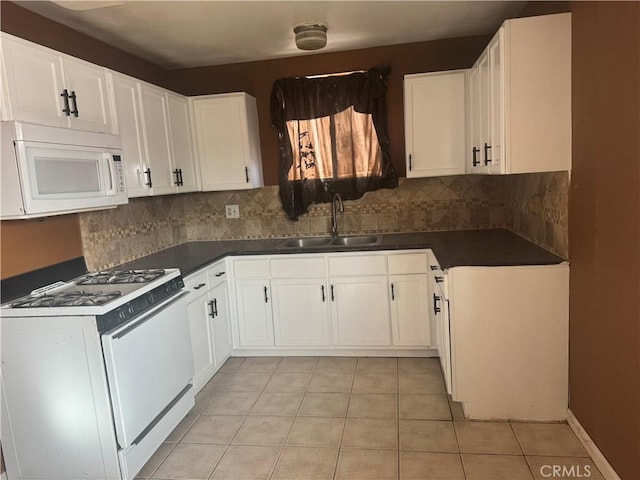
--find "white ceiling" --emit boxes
[15,1,525,70]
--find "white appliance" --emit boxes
[1,268,195,480]
[1,121,128,219]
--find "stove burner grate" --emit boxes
[11,290,122,308]
[77,269,166,285]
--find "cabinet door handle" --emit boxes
[484,142,492,165]
[60,89,71,116]
[408,154,412,171]
[390,283,395,301]
[321,285,325,302]
[193,283,206,290]
[208,300,215,318]
[215,271,226,277]
[472,147,480,166]
[264,286,269,303]
[245,166,249,183]
[435,276,444,283]
[429,265,439,271]
[173,169,181,186]
[144,168,152,188]
[433,294,441,314]
[69,91,79,117]
[330,285,335,302]
[213,298,218,317]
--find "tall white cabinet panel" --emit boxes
[167,92,199,193]
[191,92,264,191]
[271,278,331,346]
[110,73,149,197]
[404,70,467,177]
[1,34,113,133]
[330,276,391,346]
[389,274,431,346]
[139,83,175,196]
[468,13,571,174]
[235,279,274,347]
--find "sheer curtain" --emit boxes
[271,66,398,220]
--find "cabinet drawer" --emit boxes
[208,261,227,285]
[328,255,386,276]
[270,257,326,277]
[233,258,270,278]
[388,253,428,274]
[184,270,209,299]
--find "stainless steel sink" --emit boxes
[280,235,381,248]
[330,235,380,246]
[281,237,332,248]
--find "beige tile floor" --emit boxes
[137,356,603,480]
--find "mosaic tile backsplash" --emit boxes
[79,173,568,271]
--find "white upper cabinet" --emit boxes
[110,72,149,197]
[404,70,467,177]
[1,33,113,133]
[191,92,264,191]
[167,92,199,193]
[468,13,571,174]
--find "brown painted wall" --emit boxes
[0,215,84,279]
[570,2,640,479]
[0,1,168,87]
[166,36,490,185]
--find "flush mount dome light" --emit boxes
[294,24,328,51]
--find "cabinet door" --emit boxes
[404,71,466,177]
[210,282,232,366]
[61,57,112,133]
[271,277,331,346]
[111,73,149,197]
[487,29,504,175]
[187,291,216,393]
[330,276,391,346]
[389,274,430,347]
[1,36,67,127]
[192,94,253,191]
[139,83,175,195]
[235,279,274,347]
[167,92,199,193]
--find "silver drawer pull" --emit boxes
[193,283,206,290]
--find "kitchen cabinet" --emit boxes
[468,13,571,174]
[167,92,199,193]
[404,70,467,177]
[448,264,569,420]
[110,72,148,197]
[271,277,331,346]
[191,92,264,191]
[185,261,232,392]
[1,33,113,133]
[139,82,175,196]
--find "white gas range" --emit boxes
[1,268,195,480]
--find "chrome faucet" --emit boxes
[330,192,344,237]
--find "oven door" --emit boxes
[102,290,193,448]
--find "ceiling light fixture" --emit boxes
[294,24,328,51]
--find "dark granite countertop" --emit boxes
[118,229,565,277]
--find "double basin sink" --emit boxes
[281,235,382,249]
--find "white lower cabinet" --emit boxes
[389,274,431,347]
[271,277,331,346]
[235,279,274,347]
[329,276,391,346]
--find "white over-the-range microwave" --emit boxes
[1,121,128,219]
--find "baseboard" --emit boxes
[567,409,621,480]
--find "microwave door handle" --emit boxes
[104,153,116,195]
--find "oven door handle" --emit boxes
[109,290,189,339]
